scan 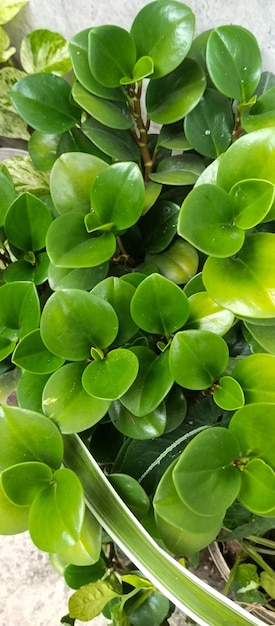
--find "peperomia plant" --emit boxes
[1,1,275,624]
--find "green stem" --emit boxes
[63,434,266,626]
[248,536,275,551]
[128,82,153,182]
[240,541,275,578]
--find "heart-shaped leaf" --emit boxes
[12,329,64,374]
[42,362,110,434]
[88,25,136,88]
[239,458,275,515]
[230,178,275,228]
[169,330,229,390]
[173,427,241,516]
[82,348,139,401]
[1,461,53,506]
[178,183,245,257]
[40,289,118,360]
[229,403,275,469]
[3,252,49,286]
[130,273,189,335]
[109,400,166,440]
[0,281,40,341]
[184,88,234,158]
[213,376,244,411]
[5,192,52,252]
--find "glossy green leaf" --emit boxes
[50,152,108,215]
[154,461,224,555]
[130,273,189,334]
[146,239,199,285]
[260,571,275,600]
[164,385,187,433]
[120,347,173,417]
[241,86,275,132]
[48,262,108,291]
[231,353,275,404]
[109,474,150,521]
[29,467,85,552]
[173,427,241,516]
[185,292,235,335]
[158,122,191,151]
[244,321,275,355]
[11,73,81,133]
[28,131,61,172]
[12,329,64,374]
[109,400,166,440]
[130,1,195,79]
[82,117,140,162]
[17,372,50,413]
[132,55,154,82]
[91,277,138,346]
[63,558,107,590]
[169,329,229,390]
[69,29,125,101]
[53,508,102,568]
[72,82,132,130]
[146,58,206,124]
[141,200,179,253]
[230,178,275,228]
[184,88,234,158]
[0,405,63,471]
[213,376,245,411]
[88,25,136,88]
[4,192,52,251]
[0,477,29,534]
[0,337,16,362]
[203,233,275,319]
[178,184,244,257]
[3,251,49,285]
[126,591,170,625]
[0,169,16,226]
[149,154,204,185]
[20,29,71,75]
[40,289,118,360]
[228,403,275,469]
[42,362,110,434]
[46,212,116,268]
[69,579,119,621]
[183,272,205,297]
[238,458,275,515]
[0,281,40,341]
[82,348,139,401]
[90,162,145,231]
[58,126,111,163]
[206,26,262,100]
[1,461,53,506]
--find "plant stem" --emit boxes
[128,82,153,182]
[240,541,275,578]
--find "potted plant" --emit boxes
[1,1,275,624]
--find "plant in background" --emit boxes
[0,1,275,624]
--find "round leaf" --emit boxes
[11,73,81,133]
[228,403,275,469]
[12,329,64,374]
[28,131,61,172]
[82,348,139,401]
[40,289,118,360]
[186,292,235,336]
[42,362,110,434]
[184,88,234,159]
[206,25,262,100]
[130,273,189,334]
[239,458,275,515]
[1,461,53,506]
[229,178,275,228]
[72,82,132,130]
[213,376,245,411]
[108,473,150,521]
[178,183,245,258]
[232,353,275,404]
[169,329,229,390]
[0,281,40,341]
[109,400,166,440]
[91,277,138,347]
[17,372,50,413]
[0,478,29,535]
[5,192,52,252]
[173,427,242,516]
[88,25,136,88]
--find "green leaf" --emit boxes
[125,591,170,626]
[0,405,63,471]
[184,88,234,158]
[0,0,29,25]
[91,277,138,347]
[90,162,145,231]
[0,26,15,62]
[130,1,195,79]
[232,353,275,404]
[52,508,102,568]
[48,262,108,291]
[241,86,275,133]
[3,251,50,286]
[109,474,150,521]
[11,74,81,133]
[141,200,179,253]
[0,155,49,196]
[229,178,275,228]
[213,376,245,411]
[1,461,53,506]
[238,458,275,514]
[28,131,61,172]
[69,579,119,621]
[17,371,50,413]
[0,281,40,341]
[64,558,107,590]
[4,191,52,251]
[203,233,275,319]
[120,347,173,417]
[0,67,26,110]
[0,337,16,362]
[173,427,241,516]
[46,212,116,268]
[146,238,199,285]
[72,81,132,130]
[109,400,166,440]
[20,29,71,75]
[149,154,204,185]
[0,477,29,534]
[29,467,85,552]
[158,122,191,151]
[132,56,154,82]
[0,169,16,226]
[243,321,275,355]
[178,184,245,258]
[12,329,64,374]
[42,362,110,434]
[228,403,275,469]
[260,571,275,600]
[82,348,139,401]
[130,273,189,334]
[169,329,229,390]
[82,117,140,162]
[146,58,206,124]
[154,461,224,555]
[50,151,108,215]
[88,25,136,88]
[185,292,235,336]
[206,26,262,100]
[40,289,118,360]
